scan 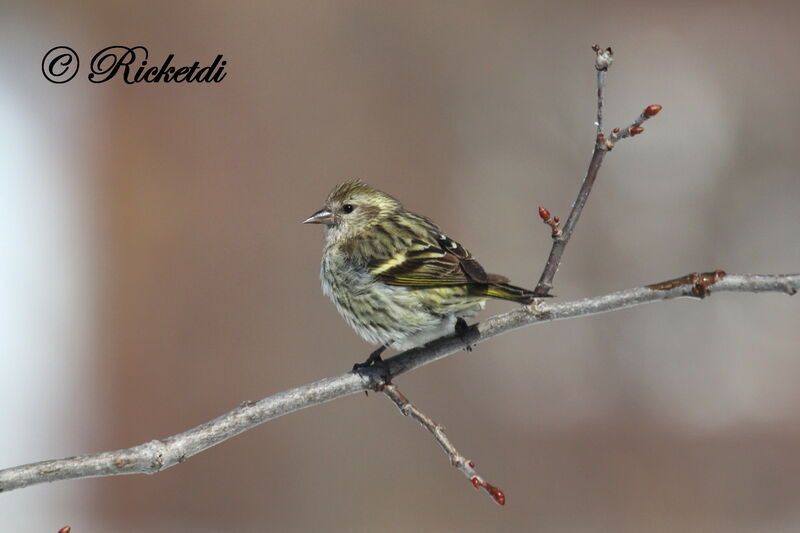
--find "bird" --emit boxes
[304,179,540,369]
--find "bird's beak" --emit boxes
[303,208,335,225]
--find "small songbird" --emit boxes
[304,180,539,367]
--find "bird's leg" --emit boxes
[455,317,476,352]
[353,343,392,385]
[355,344,388,368]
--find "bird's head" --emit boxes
[304,179,402,242]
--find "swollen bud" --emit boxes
[488,485,506,506]
[644,104,662,117]
[470,476,507,505]
[538,207,551,221]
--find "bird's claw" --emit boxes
[353,344,392,387]
[455,317,476,352]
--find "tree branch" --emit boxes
[382,384,505,505]
[1,272,796,493]
[534,45,662,296]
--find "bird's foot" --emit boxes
[455,318,477,352]
[353,344,392,387]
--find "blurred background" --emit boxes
[1,1,799,531]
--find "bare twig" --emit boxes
[534,45,662,296]
[382,384,505,505]
[592,44,613,135]
[605,104,663,148]
[1,272,796,493]
[533,147,606,296]
[534,45,612,296]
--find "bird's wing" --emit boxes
[369,232,508,287]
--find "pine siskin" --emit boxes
[304,180,539,366]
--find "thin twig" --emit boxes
[605,104,663,148]
[381,384,505,505]
[592,44,612,135]
[534,45,661,296]
[534,147,606,296]
[534,45,613,296]
[1,272,796,493]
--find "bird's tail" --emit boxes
[470,281,549,304]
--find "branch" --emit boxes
[593,44,612,136]
[534,45,662,296]
[1,272,796,493]
[382,384,505,505]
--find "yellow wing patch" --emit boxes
[369,253,407,275]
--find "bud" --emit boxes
[538,206,551,221]
[644,104,662,117]
[489,485,506,506]
[592,45,614,70]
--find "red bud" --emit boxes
[630,126,644,135]
[538,206,550,221]
[488,484,506,506]
[644,104,662,117]
[58,528,71,533]
[553,216,559,224]
[470,476,506,505]
[612,127,620,134]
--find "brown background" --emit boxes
[1,1,800,531]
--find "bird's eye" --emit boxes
[342,204,355,214]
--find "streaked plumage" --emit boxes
[305,180,537,351]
